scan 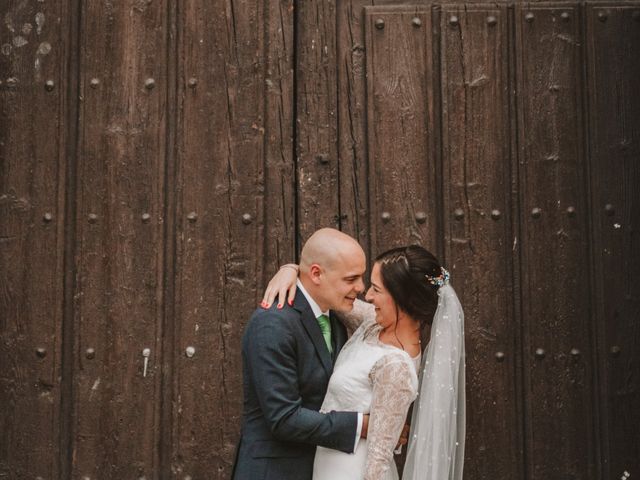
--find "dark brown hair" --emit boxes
[374,245,442,332]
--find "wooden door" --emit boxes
[1,1,638,479]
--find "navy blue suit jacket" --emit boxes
[232,290,358,479]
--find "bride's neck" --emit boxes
[380,314,421,355]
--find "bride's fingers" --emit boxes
[277,286,288,308]
[261,285,275,308]
[287,285,297,306]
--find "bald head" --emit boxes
[300,228,363,272]
[298,228,366,312]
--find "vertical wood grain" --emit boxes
[172,0,266,477]
[364,6,438,255]
[0,0,69,477]
[337,0,374,255]
[440,5,522,478]
[70,0,168,476]
[587,3,640,477]
[296,0,341,240]
[263,0,296,271]
[516,4,596,478]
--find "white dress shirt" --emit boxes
[296,280,363,452]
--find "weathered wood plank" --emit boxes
[515,4,597,478]
[364,6,438,254]
[263,0,296,272]
[586,3,640,477]
[0,0,68,477]
[172,0,266,477]
[440,5,522,478]
[70,0,168,476]
[296,0,340,240]
[337,0,373,254]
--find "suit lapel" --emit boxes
[330,311,347,360]
[293,292,333,377]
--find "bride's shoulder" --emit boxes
[368,351,420,393]
[338,299,377,336]
[351,299,376,325]
[370,350,418,377]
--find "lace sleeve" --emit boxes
[335,298,376,335]
[365,353,419,480]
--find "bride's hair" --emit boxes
[375,245,442,331]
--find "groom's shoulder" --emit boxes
[246,304,301,332]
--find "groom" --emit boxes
[232,228,368,479]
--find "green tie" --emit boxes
[317,314,333,353]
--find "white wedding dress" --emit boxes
[313,300,420,480]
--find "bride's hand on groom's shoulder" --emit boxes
[261,264,299,309]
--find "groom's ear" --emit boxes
[309,264,323,285]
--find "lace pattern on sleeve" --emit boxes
[336,298,376,336]
[364,352,419,480]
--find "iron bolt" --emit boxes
[535,348,545,358]
[242,213,252,225]
[531,207,542,219]
[375,18,385,30]
[187,212,198,222]
[570,348,580,357]
[36,347,47,358]
[381,211,391,223]
[185,346,195,358]
[598,11,608,22]
[145,78,156,90]
[6,77,18,88]
[604,204,615,216]
[610,345,621,357]
[90,78,100,88]
[85,348,95,359]
[549,84,560,92]
[141,213,151,223]
[491,209,501,220]
[45,80,55,91]
[454,208,464,220]
[560,12,571,21]
[487,15,497,26]
[188,77,198,88]
[449,15,459,26]
[525,12,535,23]
[415,211,427,224]
[88,213,98,223]
[412,17,422,27]
[495,351,505,362]
[566,206,576,217]
[43,212,53,222]
[316,153,330,164]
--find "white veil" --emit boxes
[402,283,466,480]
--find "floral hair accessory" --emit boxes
[425,267,450,287]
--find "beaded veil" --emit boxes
[402,282,466,480]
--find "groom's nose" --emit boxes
[355,277,365,294]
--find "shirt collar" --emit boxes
[296,279,330,318]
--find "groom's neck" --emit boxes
[299,276,329,312]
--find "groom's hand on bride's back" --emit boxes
[359,416,409,448]
[397,423,410,448]
[360,414,369,438]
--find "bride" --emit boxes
[263,245,465,479]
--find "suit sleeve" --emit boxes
[244,311,358,453]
